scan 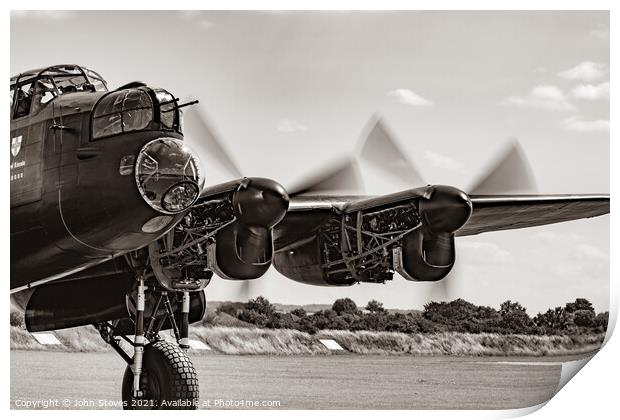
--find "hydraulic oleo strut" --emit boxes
[132,277,147,397]
[179,291,190,350]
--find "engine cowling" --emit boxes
[394,228,455,281]
[274,185,473,285]
[209,178,289,279]
[395,185,472,282]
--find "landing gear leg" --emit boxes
[96,284,199,410]
[179,291,190,350]
[131,277,147,398]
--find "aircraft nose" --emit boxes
[135,137,205,214]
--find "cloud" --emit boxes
[534,232,584,243]
[573,244,608,260]
[558,61,606,82]
[528,233,609,280]
[563,117,610,133]
[276,119,309,133]
[534,231,557,242]
[198,20,214,29]
[177,10,213,29]
[424,150,463,171]
[458,241,513,264]
[551,243,608,277]
[571,82,610,101]
[591,24,609,41]
[11,10,74,20]
[531,85,566,101]
[501,85,574,112]
[387,89,433,106]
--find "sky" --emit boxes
[10,10,610,313]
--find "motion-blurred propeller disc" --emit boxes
[287,158,365,196]
[430,278,451,302]
[288,115,426,196]
[430,263,462,303]
[436,140,537,300]
[468,140,537,195]
[358,116,426,190]
[237,280,253,302]
[183,106,249,299]
[182,106,243,187]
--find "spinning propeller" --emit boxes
[286,116,538,301]
[184,108,538,303]
[182,106,243,187]
[288,116,424,196]
[183,106,258,301]
[432,140,537,301]
[468,139,537,196]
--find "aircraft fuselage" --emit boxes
[10,88,187,291]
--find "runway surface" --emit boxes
[11,350,577,410]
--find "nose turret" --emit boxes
[135,138,205,214]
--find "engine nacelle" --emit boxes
[209,178,289,280]
[273,235,354,286]
[394,228,456,282]
[273,185,470,286]
[392,185,469,281]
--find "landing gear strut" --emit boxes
[95,280,199,410]
[132,277,147,399]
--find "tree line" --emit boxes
[216,296,609,336]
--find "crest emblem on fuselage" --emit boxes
[11,136,22,157]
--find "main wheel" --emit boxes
[122,340,199,410]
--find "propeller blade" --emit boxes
[287,158,365,196]
[468,140,537,195]
[288,116,425,196]
[236,280,253,301]
[430,266,459,302]
[182,106,243,185]
[358,116,426,189]
[224,280,252,303]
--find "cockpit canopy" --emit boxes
[91,87,181,140]
[10,64,108,119]
[10,64,182,140]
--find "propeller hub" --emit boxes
[419,185,472,233]
[233,178,290,227]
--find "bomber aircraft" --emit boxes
[10,64,609,409]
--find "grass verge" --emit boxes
[11,324,604,357]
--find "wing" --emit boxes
[456,194,610,237]
[273,195,358,251]
[275,192,610,250]
[274,190,429,251]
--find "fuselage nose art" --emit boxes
[11,135,22,157]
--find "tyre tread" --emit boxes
[151,340,199,406]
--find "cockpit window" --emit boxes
[153,89,178,130]
[9,88,15,117]
[13,83,33,119]
[10,65,110,119]
[39,65,107,94]
[31,78,58,114]
[92,89,153,139]
[86,69,107,92]
[54,73,92,94]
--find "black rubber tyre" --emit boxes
[121,340,199,410]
